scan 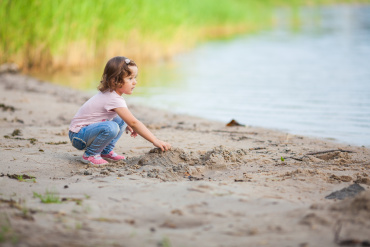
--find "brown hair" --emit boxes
[98,56,137,92]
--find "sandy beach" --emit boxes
[1,72,370,247]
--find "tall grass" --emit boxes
[0,0,367,71]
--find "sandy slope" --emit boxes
[0,73,369,247]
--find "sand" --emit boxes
[0,72,370,247]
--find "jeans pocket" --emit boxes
[71,137,87,150]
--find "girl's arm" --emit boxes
[114,107,171,151]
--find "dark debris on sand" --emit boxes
[325,184,365,200]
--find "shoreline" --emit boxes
[0,73,369,246]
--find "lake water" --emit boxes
[129,5,370,147]
[33,5,370,147]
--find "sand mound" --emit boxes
[77,146,249,181]
[133,146,248,181]
[202,145,248,169]
[314,151,348,161]
[134,148,199,181]
[137,148,196,167]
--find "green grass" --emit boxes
[33,190,61,204]
[0,0,368,70]
[160,237,172,247]
[0,215,18,244]
[16,175,36,183]
[0,226,18,244]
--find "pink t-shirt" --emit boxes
[69,91,127,133]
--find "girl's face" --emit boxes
[115,66,138,96]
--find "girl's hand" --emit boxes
[126,126,138,137]
[153,139,171,151]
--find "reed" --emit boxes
[0,0,367,71]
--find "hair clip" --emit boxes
[125,58,130,64]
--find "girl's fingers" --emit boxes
[166,143,171,150]
[154,140,171,151]
[164,144,170,151]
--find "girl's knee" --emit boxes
[113,116,126,128]
[105,122,120,137]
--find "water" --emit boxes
[129,5,370,147]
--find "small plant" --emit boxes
[33,190,61,204]
[281,156,285,162]
[11,129,21,136]
[75,221,82,230]
[0,226,9,242]
[16,175,24,182]
[15,175,36,183]
[160,237,172,247]
[21,207,28,216]
[0,219,18,244]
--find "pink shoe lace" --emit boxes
[101,151,126,161]
[82,154,108,165]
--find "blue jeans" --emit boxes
[69,116,126,157]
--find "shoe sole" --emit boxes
[101,156,126,162]
[81,158,108,166]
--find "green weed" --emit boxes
[16,175,24,182]
[0,216,18,244]
[33,190,61,204]
[0,226,9,242]
[75,221,82,230]
[6,174,36,183]
[160,237,172,247]
[16,175,35,183]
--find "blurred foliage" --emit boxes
[0,0,367,70]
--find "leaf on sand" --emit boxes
[226,119,245,127]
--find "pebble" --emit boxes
[84,170,92,175]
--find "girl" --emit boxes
[69,56,171,165]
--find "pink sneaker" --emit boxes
[101,151,126,161]
[82,154,109,165]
